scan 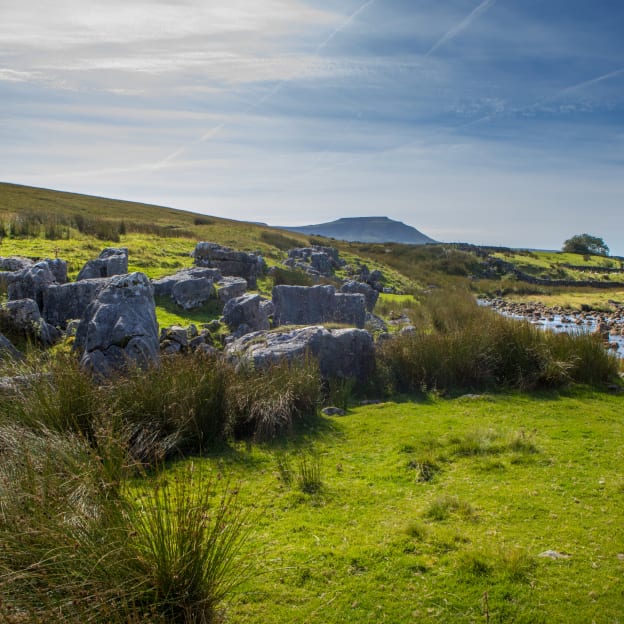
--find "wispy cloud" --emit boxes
[425,0,498,57]
[559,67,624,94]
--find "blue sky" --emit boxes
[1,0,623,253]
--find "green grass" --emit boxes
[191,390,624,623]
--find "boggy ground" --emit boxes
[194,390,624,624]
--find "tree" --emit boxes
[562,233,609,256]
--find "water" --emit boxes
[478,300,624,359]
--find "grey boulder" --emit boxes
[192,242,264,289]
[272,285,366,329]
[7,260,66,309]
[0,332,23,360]
[43,278,111,329]
[153,267,221,309]
[77,247,128,281]
[217,276,247,304]
[340,280,379,312]
[1,298,61,346]
[226,325,375,382]
[223,294,272,335]
[74,272,159,377]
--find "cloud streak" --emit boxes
[426,0,498,57]
[560,67,624,94]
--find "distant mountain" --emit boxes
[281,216,436,245]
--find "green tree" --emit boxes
[562,233,609,256]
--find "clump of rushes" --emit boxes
[228,356,321,440]
[129,463,250,623]
[0,426,250,623]
[110,353,235,463]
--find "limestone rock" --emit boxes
[0,256,33,272]
[272,285,366,328]
[226,325,375,382]
[0,332,23,360]
[192,242,264,288]
[340,280,379,312]
[2,298,60,346]
[223,294,271,334]
[7,260,63,309]
[217,276,247,304]
[74,272,159,377]
[43,278,111,329]
[77,248,128,281]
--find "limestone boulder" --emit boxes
[223,294,271,335]
[0,257,33,272]
[226,325,375,383]
[7,260,65,309]
[217,276,247,304]
[74,272,159,377]
[340,280,379,312]
[43,278,111,329]
[192,242,264,288]
[2,298,61,346]
[153,267,221,310]
[272,284,366,328]
[0,332,23,360]
[77,248,128,281]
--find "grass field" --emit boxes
[192,390,624,623]
[2,183,624,623]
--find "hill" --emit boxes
[281,216,436,244]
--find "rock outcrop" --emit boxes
[223,294,273,336]
[272,285,366,328]
[283,246,345,278]
[192,242,264,288]
[1,298,61,346]
[226,325,375,382]
[43,278,111,329]
[77,248,128,281]
[0,332,23,360]
[74,272,159,377]
[7,260,67,309]
[340,280,379,312]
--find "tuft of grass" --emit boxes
[112,354,234,463]
[0,426,250,623]
[130,464,250,623]
[296,450,323,494]
[408,451,442,482]
[425,495,477,522]
[228,357,321,440]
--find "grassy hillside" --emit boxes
[1,183,623,623]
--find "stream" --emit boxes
[478,298,624,359]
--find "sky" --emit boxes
[1,0,623,253]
